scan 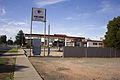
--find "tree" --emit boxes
[15,30,26,46]
[0,35,7,44]
[7,39,13,45]
[103,16,120,48]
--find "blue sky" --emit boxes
[0,0,120,40]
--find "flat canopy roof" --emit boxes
[87,40,103,42]
[25,34,85,39]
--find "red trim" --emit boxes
[82,39,87,42]
[25,34,85,39]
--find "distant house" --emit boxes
[82,39,104,47]
[87,40,104,47]
[85,40,104,47]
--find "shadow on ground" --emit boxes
[0,54,24,57]
[29,56,62,58]
[0,64,29,73]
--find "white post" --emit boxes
[30,8,33,57]
[44,22,46,56]
[43,9,46,56]
[48,21,50,56]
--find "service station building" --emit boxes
[24,34,85,47]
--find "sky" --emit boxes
[0,0,120,40]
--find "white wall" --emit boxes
[87,42,103,47]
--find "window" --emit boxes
[93,43,97,45]
[66,42,73,46]
[99,43,103,45]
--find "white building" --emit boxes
[87,40,104,47]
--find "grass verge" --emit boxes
[0,58,16,80]
[7,47,18,53]
[0,58,9,66]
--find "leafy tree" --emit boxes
[15,30,25,46]
[0,35,7,44]
[103,16,120,48]
[7,39,13,45]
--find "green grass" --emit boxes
[6,58,16,80]
[0,58,16,80]
[0,58,9,66]
[8,47,18,53]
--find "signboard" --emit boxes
[32,39,41,55]
[32,8,46,22]
[82,39,87,42]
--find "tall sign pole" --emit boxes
[48,20,50,56]
[31,8,46,56]
[43,22,46,56]
[43,9,46,56]
[30,8,33,57]
[44,18,46,56]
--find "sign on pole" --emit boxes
[30,8,46,57]
[32,8,46,22]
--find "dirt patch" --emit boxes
[57,67,70,71]
[0,58,15,80]
[29,58,120,80]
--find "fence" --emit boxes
[63,47,120,58]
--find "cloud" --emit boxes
[65,32,86,37]
[97,1,112,13]
[0,26,30,40]
[64,17,73,20]
[78,13,91,18]
[0,18,8,23]
[8,21,26,25]
[34,0,66,7]
[82,24,106,30]
[76,0,120,20]
[0,18,29,40]
[0,8,6,16]
[0,18,49,40]
[80,24,107,40]
[0,18,26,25]
[96,0,120,14]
